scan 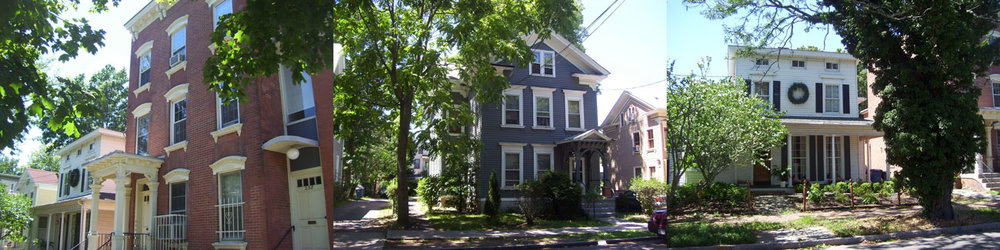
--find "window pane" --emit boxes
[825,100,840,112]
[140,54,151,72]
[173,100,187,143]
[221,172,242,203]
[505,95,519,110]
[213,0,232,28]
[505,153,519,186]
[825,85,839,98]
[171,27,186,52]
[505,94,519,125]
[137,115,150,155]
[220,98,239,128]
[536,97,549,112]
[537,153,550,173]
[170,182,186,213]
[568,100,581,128]
[282,69,316,123]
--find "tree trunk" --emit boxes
[395,100,412,226]
[926,177,956,220]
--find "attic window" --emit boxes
[530,50,555,77]
[755,59,769,66]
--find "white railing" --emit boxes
[217,202,245,241]
[154,214,186,240]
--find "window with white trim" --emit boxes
[136,114,150,155]
[217,171,244,241]
[824,84,841,113]
[532,87,554,128]
[534,146,553,179]
[139,52,151,86]
[792,60,805,68]
[564,90,584,130]
[218,96,239,129]
[647,129,654,149]
[170,182,186,214]
[992,82,1000,107]
[502,88,523,126]
[755,59,769,66]
[212,0,232,29]
[634,167,643,179]
[791,136,807,180]
[825,62,839,71]
[280,66,316,124]
[171,99,187,144]
[170,27,186,67]
[753,81,770,104]
[824,136,843,180]
[632,132,641,153]
[500,145,523,187]
[530,50,555,77]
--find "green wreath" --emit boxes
[788,83,810,104]
[68,169,80,187]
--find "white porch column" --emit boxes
[79,202,87,250]
[111,177,129,250]
[45,214,52,250]
[832,135,838,183]
[787,135,793,185]
[88,183,102,250]
[58,212,65,250]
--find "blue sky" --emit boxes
[4,0,845,166]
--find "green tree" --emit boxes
[663,60,787,230]
[685,0,1000,219]
[0,185,33,242]
[0,155,20,175]
[26,144,60,172]
[483,171,500,218]
[33,65,128,150]
[1,0,121,150]
[204,0,583,226]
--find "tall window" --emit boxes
[281,67,316,124]
[530,50,555,76]
[647,129,654,148]
[632,132,641,152]
[753,81,770,103]
[172,99,187,144]
[218,171,244,241]
[535,96,550,127]
[824,84,841,113]
[993,82,1000,107]
[567,100,582,129]
[503,93,521,126]
[170,182,186,214]
[139,53,151,86]
[825,136,843,180]
[534,146,553,179]
[634,167,642,179]
[212,0,232,29]
[791,136,807,180]
[137,115,150,155]
[503,152,520,187]
[170,27,186,67]
[218,97,239,129]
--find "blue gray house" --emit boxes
[462,33,612,203]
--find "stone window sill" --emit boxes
[500,124,524,129]
[133,84,150,97]
[164,141,188,156]
[165,61,187,79]
[566,127,585,132]
[210,123,243,142]
[532,126,554,130]
[212,241,247,250]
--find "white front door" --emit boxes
[135,189,152,234]
[289,167,329,249]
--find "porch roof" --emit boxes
[558,129,612,144]
[83,151,163,182]
[779,117,882,136]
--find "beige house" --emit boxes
[602,91,666,191]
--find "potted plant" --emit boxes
[771,166,790,187]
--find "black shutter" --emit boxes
[818,136,825,181]
[773,81,781,111]
[844,136,851,180]
[815,83,824,113]
[842,84,850,114]
[746,79,752,97]
[809,136,816,181]
[781,135,789,179]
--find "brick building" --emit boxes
[81,0,341,249]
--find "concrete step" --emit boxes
[985,182,1000,188]
[982,177,1000,183]
[980,173,1000,178]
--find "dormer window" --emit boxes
[530,50,555,77]
[825,62,839,71]
[792,60,805,68]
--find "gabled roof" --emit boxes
[524,33,610,76]
[53,128,125,157]
[25,168,58,186]
[600,91,659,127]
[559,129,612,144]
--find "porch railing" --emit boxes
[92,233,151,250]
[153,214,187,249]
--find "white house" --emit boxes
[710,45,883,186]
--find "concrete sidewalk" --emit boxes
[386,219,646,240]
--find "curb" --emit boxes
[682,221,1000,250]
[440,236,661,250]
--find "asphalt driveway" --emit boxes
[333,198,390,221]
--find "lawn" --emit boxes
[665,221,781,247]
[425,211,611,231]
[385,230,654,249]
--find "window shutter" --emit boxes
[817,136,825,180]
[815,83,824,113]
[745,79,751,97]
[808,136,816,181]
[781,135,788,178]
[843,136,851,180]
[842,84,850,114]
[772,81,781,111]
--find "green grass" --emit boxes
[966,207,1000,220]
[665,221,780,247]
[426,211,611,231]
[620,212,648,223]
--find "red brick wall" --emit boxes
[125,0,335,248]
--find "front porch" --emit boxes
[83,151,163,250]
[557,129,611,195]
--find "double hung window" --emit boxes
[530,50,555,76]
[217,171,244,241]
[172,99,187,144]
[824,84,841,113]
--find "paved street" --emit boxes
[333,198,390,221]
[828,230,1000,249]
[333,199,392,249]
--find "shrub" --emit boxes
[615,190,642,213]
[882,180,897,196]
[861,193,880,204]
[333,181,355,201]
[834,182,849,194]
[483,171,501,217]
[417,176,443,211]
[858,183,873,195]
[704,182,747,207]
[516,180,546,225]
[794,184,805,193]
[386,177,398,212]
[834,193,851,204]
[808,183,824,203]
[537,171,585,220]
[672,183,699,208]
[630,177,668,214]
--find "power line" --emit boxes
[584,0,625,42]
[583,0,620,37]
